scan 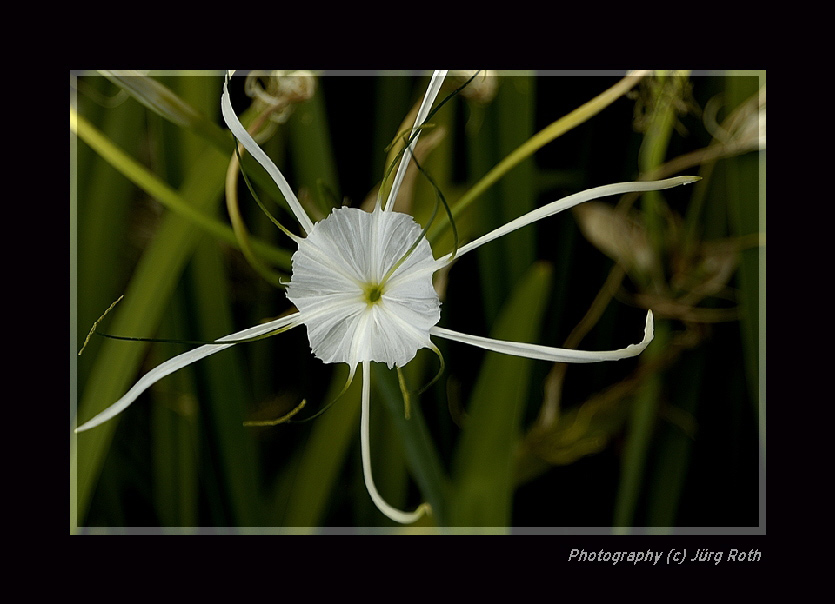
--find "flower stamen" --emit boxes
[364,283,384,305]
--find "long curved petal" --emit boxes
[360,360,428,524]
[221,73,315,235]
[383,70,448,211]
[75,312,303,433]
[438,177,700,265]
[431,310,654,363]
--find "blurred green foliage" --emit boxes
[71,70,763,533]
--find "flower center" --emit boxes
[364,283,384,305]
[286,206,441,368]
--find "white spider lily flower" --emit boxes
[285,204,442,371]
[75,70,698,525]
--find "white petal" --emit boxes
[431,310,654,363]
[221,75,315,235]
[75,312,302,433]
[439,177,700,264]
[384,70,448,211]
[360,360,427,524]
[286,207,441,369]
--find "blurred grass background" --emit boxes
[70,70,764,533]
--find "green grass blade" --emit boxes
[613,321,669,532]
[74,133,233,529]
[101,70,229,150]
[70,107,292,270]
[449,262,553,530]
[468,91,505,324]
[372,364,450,527]
[190,237,264,527]
[724,71,764,437]
[428,71,648,245]
[279,366,362,530]
[76,92,146,373]
[287,84,340,218]
[177,72,263,528]
[473,72,537,324]
[644,348,704,531]
[101,69,286,202]
[151,292,200,529]
[497,73,537,280]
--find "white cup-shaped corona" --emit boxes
[286,206,441,369]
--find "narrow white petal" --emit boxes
[221,75,315,235]
[431,310,654,363]
[75,312,303,433]
[360,360,426,524]
[383,70,448,211]
[439,177,700,264]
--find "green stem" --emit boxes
[373,365,450,527]
[613,322,670,532]
[100,70,231,152]
[428,71,649,246]
[71,106,292,270]
[612,72,689,533]
[637,70,691,290]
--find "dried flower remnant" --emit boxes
[245,70,317,127]
[450,69,498,103]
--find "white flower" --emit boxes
[286,205,441,370]
[75,70,698,525]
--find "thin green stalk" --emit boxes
[71,107,292,270]
[225,153,287,287]
[428,70,649,246]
